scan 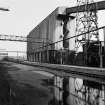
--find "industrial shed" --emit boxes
[27,7,76,63]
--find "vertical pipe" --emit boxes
[17,51,18,61]
[103,28,105,68]
[100,41,103,68]
[47,50,49,63]
[61,50,63,64]
[104,28,105,52]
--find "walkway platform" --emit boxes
[7,58,105,84]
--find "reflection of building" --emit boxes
[27,7,76,62]
[54,76,105,105]
[54,76,63,103]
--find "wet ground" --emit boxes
[1,60,105,105]
[0,61,55,105]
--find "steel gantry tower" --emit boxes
[75,0,99,65]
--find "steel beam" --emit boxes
[0,8,9,11]
[66,0,105,14]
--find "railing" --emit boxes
[27,26,105,68]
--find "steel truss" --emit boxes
[0,34,43,43]
[75,0,100,65]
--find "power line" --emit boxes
[31,26,105,52]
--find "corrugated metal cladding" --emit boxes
[27,7,67,52]
[27,7,76,62]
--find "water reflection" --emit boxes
[0,61,104,105]
[50,76,105,105]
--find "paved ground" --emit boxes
[0,61,55,105]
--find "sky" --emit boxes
[0,0,104,57]
[0,0,77,36]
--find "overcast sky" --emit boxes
[0,0,104,56]
[0,0,77,36]
[0,0,77,55]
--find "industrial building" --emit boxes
[27,7,76,63]
[27,1,105,67]
[8,1,105,105]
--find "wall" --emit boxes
[27,7,77,62]
[27,8,59,53]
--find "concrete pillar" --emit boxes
[103,28,105,67]
[67,18,76,51]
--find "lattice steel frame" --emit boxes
[75,0,99,65]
